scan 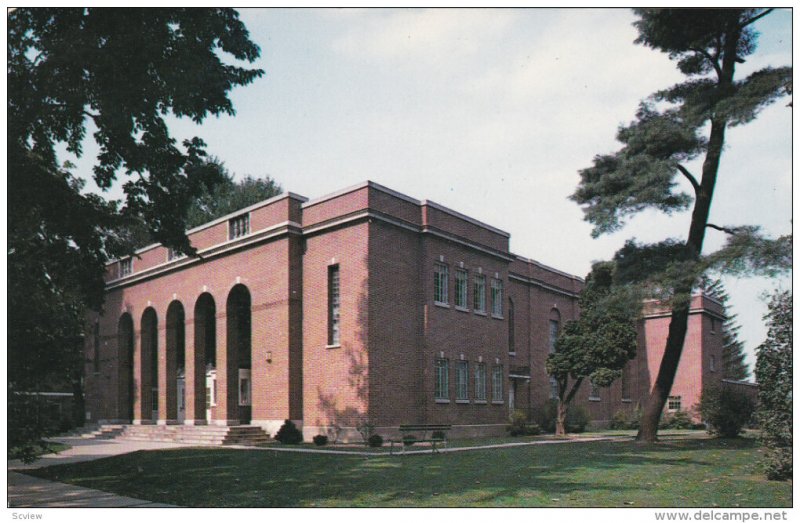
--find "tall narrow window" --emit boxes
[589,382,601,400]
[475,362,487,401]
[710,354,717,372]
[491,279,503,317]
[473,274,486,314]
[328,265,340,346]
[435,359,449,400]
[621,363,631,401]
[492,364,503,402]
[456,360,469,401]
[508,298,515,353]
[228,213,250,240]
[434,263,449,305]
[548,319,559,353]
[119,257,132,278]
[93,321,100,373]
[454,269,468,309]
[549,376,559,400]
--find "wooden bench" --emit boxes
[389,424,452,455]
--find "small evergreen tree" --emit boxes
[274,419,303,444]
[703,279,749,380]
[755,290,792,480]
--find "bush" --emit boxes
[763,447,792,481]
[402,434,417,447]
[507,409,542,436]
[312,434,328,446]
[610,408,640,430]
[274,419,303,444]
[566,406,589,433]
[533,401,588,433]
[431,430,446,441]
[356,420,375,445]
[698,386,755,438]
[368,434,383,447]
[659,409,694,430]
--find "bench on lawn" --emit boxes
[389,424,452,455]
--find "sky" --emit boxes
[69,8,792,376]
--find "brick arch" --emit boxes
[188,292,216,424]
[117,313,134,422]
[226,284,252,424]
[137,307,158,422]
[162,300,185,423]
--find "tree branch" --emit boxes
[741,8,774,28]
[690,47,722,79]
[565,377,584,405]
[676,164,700,194]
[706,223,741,235]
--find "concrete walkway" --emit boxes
[8,438,190,508]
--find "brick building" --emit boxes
[84,181,726,439]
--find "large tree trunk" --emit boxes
[636,24,740,442]
[555,400,567,436]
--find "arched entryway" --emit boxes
[193,293,216,423]
[141,307,158,422]
[226,284,252,424]
[165,301,185,423]
[117,313,134,422]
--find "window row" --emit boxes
[435,359,504,403]
[434,263,504,317]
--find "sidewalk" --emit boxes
[8,438,189,508]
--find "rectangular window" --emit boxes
[328,265,340,346]
[492,364,503,402]
[473,274,486,314]
[589,382,601,400]
[228,213,250,240]
[475,363,487,401]
[167,247,185,261]
[434,263,449,305]
[456,360,469,401]
[435,359,449,400]
[508,299,515,353]
[454,269,468,309]
[119,257,132,278]
[667,396,681,411]
[549,376,559,400]
[710,317,717,334]
[621,364,631,401]
[93,322,100,373]
[710,355,717,372]
[491,279,503,317]
[548,320,559,353]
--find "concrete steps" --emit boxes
[114,424,271,446]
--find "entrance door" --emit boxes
[177,376,186,423]
[205,370,217,422]
[508,380,517,415]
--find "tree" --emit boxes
[8,8,263,456]
[703,279,749,380]
[755,290,792,480]
[124,158,283,248]
[571,9,791,442]
[546,262,638,436]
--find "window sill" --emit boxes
[455,399,470,404]
[588,397,601,402]
[621,399,632,403]
[474,400,487,404]
[325,343,341,349]
[508,352,516,357]
[434,301,450,309]
[492,314,504,320]
[435,398,450,404]
[474,310,487,317]
[491,401,504,405]
[455,306,470,313]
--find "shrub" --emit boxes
[356,420,375,445]
[274,419,303,444]
[368,434,383,448]
[312,434,328,446]
[698,386,755,438]
[659,409,694,430]
[533,401,588,433]
[610,408,640,430]
[431,430,446,441]
[402,434,417,447]
[507,409,542,436]
[565,406,589,433]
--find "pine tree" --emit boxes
[703,279,749,380]
[572,9,791,442]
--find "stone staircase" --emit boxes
[57,424,127,440]
[114,424,272,446]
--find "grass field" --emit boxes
[28,435,790,508]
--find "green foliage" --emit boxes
[659,410,695,430]
[274,420,303,445]
[610,408,641,430]
[698,386,755,438]
[402,435,417,447]
[312,435,328,446]
[534,401,589,434]
[367,434,383,448]
[702,279,750,380]
[356,420,375,445]
[755,291,792,480]
[8,8,263,456]
[507,410,542,437]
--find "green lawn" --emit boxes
[28,436,789,508]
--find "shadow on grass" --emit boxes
[28,437,787,508]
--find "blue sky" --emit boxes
[71,8,792,374]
